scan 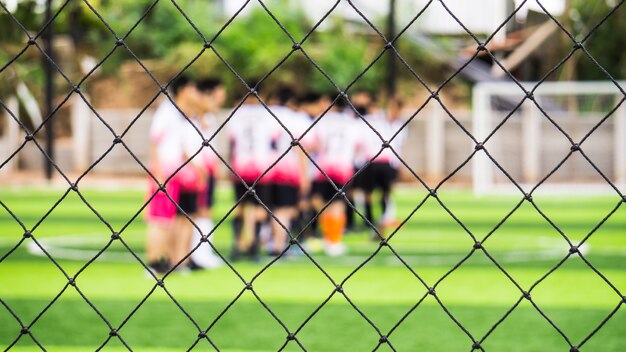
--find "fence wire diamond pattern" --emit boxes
[1,0,625,351]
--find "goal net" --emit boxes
[472,81,626,196]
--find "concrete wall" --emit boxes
[88,108,153,175]
[4,102,619,186]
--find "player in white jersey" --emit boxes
[228,82,277,261]
[309,95,362,256]
[289,93,326,253]
[146,75,202,274]
[182,78,226,269]
[361,96,407,233]
[345,90,380,232]
[266,87,311,256]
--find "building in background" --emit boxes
[222,0,562,37]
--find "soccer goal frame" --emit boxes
[472,80,626,196]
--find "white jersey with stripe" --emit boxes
[363,113,407,167]
[270,105,310,186]
[310,111,362,184]
[228,104,277,183]
[352,110,384,168]
[149,99,186,175]
[182,113,220,174]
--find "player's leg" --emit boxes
[189,174,221,269]
[269,184,298,256]
[232,182,269,261]
[344,165,358,231]
[172,190,198,269]
[238,182,257,255]
[146,221,171,273]
[350,164,368,230]
[380,163,398,230]
[248,184,272,260]
[230,181,248,260]
[321,200,347,256]
[145,178,179,274]
[360,164,375,226]
[297,185,323,253]
[269,183,286,256]
[315,181,347,256]
[357,164,374,228]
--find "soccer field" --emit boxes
[1,185,625,351]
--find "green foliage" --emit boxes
[307,22,382,95]
[0,0,435,100]
[81,0,218,57]
[0,0,39,42]
[211,3,308,91]
[570,0,626,80]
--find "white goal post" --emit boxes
[472,81,626,196]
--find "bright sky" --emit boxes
[4,0,567,18]
[515,0,566,18]
[4,0,48,14]
[3,0,18,13]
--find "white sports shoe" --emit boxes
[303,238,324,254]
[325,242,347,257]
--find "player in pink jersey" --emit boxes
[266,87,311,256]
[183,78,227,269]
[228,82,277,261]
[309,94,362,256]
[361,96,407,233]
[146,75,202,274]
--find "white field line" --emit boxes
[24,232,142,263]
[14,233,597,266]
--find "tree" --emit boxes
[570,0,626,80]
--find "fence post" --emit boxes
[472,84,492,195]
[522,100,541,184]
[3,97,20,174]
[615,96,626,184]
[43,0,55,180]
[426,104,445,181]
[71,94,91,172]
[386,0,396,97]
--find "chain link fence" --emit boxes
[1,0,625,351]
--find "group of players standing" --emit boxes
[145,76,406,274]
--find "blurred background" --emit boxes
[1,0,624,191]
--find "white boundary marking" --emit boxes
[12,233,595,267]
[25,233,141,263]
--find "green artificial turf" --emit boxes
[1,185,625,351]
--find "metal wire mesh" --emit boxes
[1,0,625,351]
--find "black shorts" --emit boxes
[312,181,345,203]
[234,182,272,207]
[200,175,216,209]
[272,184,299,208]
[352,164,370,190]
[362,162,397,194]
[177,191,198,216]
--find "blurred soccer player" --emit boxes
[266,87,310,256]
[170,78,205,271]
[146,75,201,274]
[346,90,378,231]
[183,78,226,269]
[362,96,407,235]
[294,93,325,253]
[228,82,276,261]
[310,94,362,256]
